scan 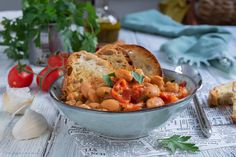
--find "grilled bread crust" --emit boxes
[96,44,134,71]
[97,44,162,76]
[119,44,162,77]
[62,51,114,102]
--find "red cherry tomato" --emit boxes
[8,65,34,88]
[47,53,69,68]
[111,78,131,103]
[36,67,63,92]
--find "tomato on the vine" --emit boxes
[8,64,34,88]
[47,53,68,68]
[36,67,63,92]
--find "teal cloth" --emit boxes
[121,10,235,73]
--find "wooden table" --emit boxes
[0,11,236,157]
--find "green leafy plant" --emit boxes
[0,0,99,60]
[158,135,199,154]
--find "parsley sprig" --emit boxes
[158,135,199,154]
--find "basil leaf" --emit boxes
[103,73,115,87]
[131,71,144,84]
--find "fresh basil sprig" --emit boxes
[158,135,199,154]
[103,73,115,87]
[131,71,144,84]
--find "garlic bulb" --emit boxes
[12,109,48,140]
[2,87,34,114]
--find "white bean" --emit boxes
[146,97,164,108]
[115,69,133,82]
[101,99,121,111]
[80,81,92,98]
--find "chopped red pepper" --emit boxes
[111,78,131,103]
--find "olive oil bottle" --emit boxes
[95,0,120,44]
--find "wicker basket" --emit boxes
[194,0,236,25]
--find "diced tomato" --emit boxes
[130,84,144,103]
[160,92,179,104]
[178,87,188,98]
[179,81,187,87]
[111,78,131,103]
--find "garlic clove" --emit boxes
[12,109,48,140]
[2,87,34,114]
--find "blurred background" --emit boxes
[0,0,159,18]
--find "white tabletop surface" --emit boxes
[0,11,236,157]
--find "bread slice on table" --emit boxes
[96,44,162,76]
[62,51,114,102]
[208,81,236,123]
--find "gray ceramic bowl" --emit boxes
[50,69,197,139]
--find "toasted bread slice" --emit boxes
[97,44,162,76]
[119,45,162,76]
[96,44,134,71]
[62,51,114,102]
[208,82,236,123]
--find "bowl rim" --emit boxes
[50,69,198,115]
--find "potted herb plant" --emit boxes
[0,0,99,66]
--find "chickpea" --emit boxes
[87,89,99,102]
[146,97,164,108]
[87,103,101,109]
[150,75,164,90]
[115,69,133,82]
[66,92,79,100]
[79,104,91,109]
[144,83,160,97]
[165,82,179,93]
[80,81,92,97]
[101,99,121,111]
[96,87,112,99]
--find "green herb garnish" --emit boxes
[103,73,115,87]
[0,0,99,60]
[131,71,144,84]
[158,135,199,154]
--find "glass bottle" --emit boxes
[95,0,121,44]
